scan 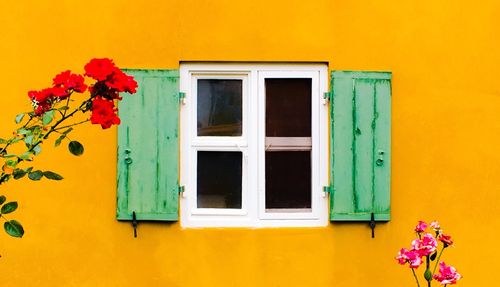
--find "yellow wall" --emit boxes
[1,0,499,286]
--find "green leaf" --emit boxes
[0,195,6,205]
[0,138,7,144]
[54,135,65,147]
[68,141,84,156]
[33,145,42,155]
[4,220,24,238]
[18,152,32,160]
[17,128,29,135]
[12,169,27,179]
[15,113,25,124]
[43,171,63,180]
[24,135,34,145]
[424,269,432,281]
[1,202,18,214]
[62,127,73,135]
[3,154,17,158]
[28,170,43,181]
[42,110,55,125]
[10,137,22,144]
[5,159,18,168]
[58,106,69,111]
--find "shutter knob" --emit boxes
[376,150,384,166]
[124,149,133,164]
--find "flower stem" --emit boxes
[54,119,90,131]
[433,247,445,274]
[411,269,421,287]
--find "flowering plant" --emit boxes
[0,58,137,238]
[396,221,462,286]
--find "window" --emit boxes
[116,68,391,227]
[179,63,329,227]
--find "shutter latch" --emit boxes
[178,185,185,196]
[369,212,376,239]
[132,211,138,238]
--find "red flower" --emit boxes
[105,69,138,94]
[84,58,117,81]
[438,234,454,247]
[90,97,121,129]
[53,70,87,93]
[28,88,65,115]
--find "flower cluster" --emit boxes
[28,70,87,115]
[433,262,462,285]
[396,220,461,286]
[27,58,137,129]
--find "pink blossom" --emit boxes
[412,233,437,256]
[430,220,440,230]
[433,262,461,285]
[415,221,428,233]
[395,248,423,268]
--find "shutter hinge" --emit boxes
[179,92,186,104]
[323,185,332,194]
[178,185,185,194]
[323,91,332,105]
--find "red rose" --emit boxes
[90,97,121,129]
[53,70,87,93]
[84,58,117,81]
[105,69,138,94]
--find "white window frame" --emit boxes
[180,63,329,228]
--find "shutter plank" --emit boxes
[331,75,355,219]
[353,79,375,213]
[373,79,391,220]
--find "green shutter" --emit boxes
[329,71,391,221]
[117,69,180,221]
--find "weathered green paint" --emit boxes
[330,71,391,221]
[117,69,179,221]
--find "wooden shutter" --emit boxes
[117,70,179,221]
[329,71,391,221]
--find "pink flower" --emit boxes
[395,248,423,268]
[412,233,437,256]
[430,220,440,230]
[415,221,428,233]
[438,234,454,247]
[433,262,461,285]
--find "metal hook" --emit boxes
[132,211,138,238]
[369,212,376,238]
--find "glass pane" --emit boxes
[197,79,242,136]
[197,151,242,209]
[266,78,311,137]
[265,151,311,210]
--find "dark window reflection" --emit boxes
[197,151,242,209]
[265,151,311,209]
[197,79,242,136]
[266,78,311,137]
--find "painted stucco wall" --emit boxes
[1,0,499,286]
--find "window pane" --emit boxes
[265,151,311,210]
[197,79,242,136]
[197,151,242,209]
[265,78,311,137]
